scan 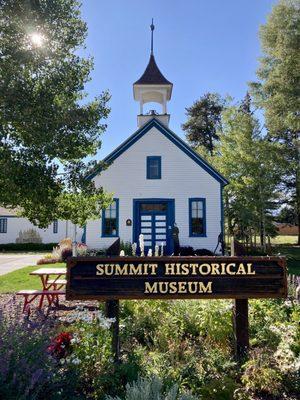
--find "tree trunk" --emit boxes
[263,213,266,252]
[259,184,266,252]
[298,211,300,246]
[296,168,300,245]
[72,224,77,257]
[260,219,264,248]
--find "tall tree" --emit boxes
[276,206,298,225]
[214,99,283,249]
[0,0,111,227]
[249,0,300,244]
[182,93,225,156]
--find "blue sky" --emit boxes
[80,0,276,159]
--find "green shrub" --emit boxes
[199,377,238,400]
[249,299,293,348]
[0,242,58,251]
[241,350,282,396]
[0,298,81,400]
[105,376,197,400]
[120,241,133,256]
[2,294,299,399]
[59,307,142,399]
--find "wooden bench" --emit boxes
[16,289,65,313]
[47,279,67,288]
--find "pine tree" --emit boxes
[249,0,300,244]
[214,98,283,249]
[182,93,225,156]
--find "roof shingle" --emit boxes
[134,55,172,85]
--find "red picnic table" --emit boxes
[17,267,67,313]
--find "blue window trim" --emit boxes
[146,156,161,179]
[53,220,58,234]
[81,225,86,244]
[0,217,7,233]
[102,198,119,237]
[220,185,224,254]
[189,198,206,237]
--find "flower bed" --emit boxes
[0,292,299,400]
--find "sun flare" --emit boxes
[29,32,45,47]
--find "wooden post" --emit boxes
[105,237,121,363]
[231,237,249,360]
[105,299,120,364]
[233,299,249,359]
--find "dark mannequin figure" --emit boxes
[172,223,180,256]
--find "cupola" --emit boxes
[133,20,173,127]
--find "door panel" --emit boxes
[133,200,175,255]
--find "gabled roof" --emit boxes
[0,207,19,216]
[134,55,173,86]
[87,118,229,185]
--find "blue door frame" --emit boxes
[132,199,175,255]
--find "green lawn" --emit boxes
[271,235,298,245]
[226,235,298,246]
[0,263,65,293]
[273,246,300,276]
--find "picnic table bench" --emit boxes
[17,267,67,313]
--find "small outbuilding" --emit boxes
[0,207,82,245]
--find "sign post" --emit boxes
[66,256,287,360]
[105,299,120,363]
[231,238,249,359]
[233,298,249,359]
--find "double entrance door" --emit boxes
[133,199,175,255]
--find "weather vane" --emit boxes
[150,18,154,55]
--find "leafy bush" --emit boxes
[0,297,80,400]
[179,246,194,256]
[86,248,107,256]
[0,242,58,251]
[241,350,282,396]
[59,306,141,399]
[77,243,88,256]
[199,376,238,400]
[37,258,59,265]
[16,229,42,244]
[52,241,87,262]
[105,376,197,400]
[120,241,133,256]
[61,247,73,261]
[1,295,299,399]
[178,247,214,256]
[194,248,214,256]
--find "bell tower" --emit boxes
[133,20,173,128]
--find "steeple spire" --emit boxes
[150,18,154,55]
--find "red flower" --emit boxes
[48,331,72,359]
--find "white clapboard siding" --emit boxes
[0,218,83,244]
[86,125,222,252]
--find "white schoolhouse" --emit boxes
[85,30,228,255]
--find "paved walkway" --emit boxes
[0,253,44,276]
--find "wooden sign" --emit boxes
[66,256,287,300]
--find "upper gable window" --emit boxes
[147,156,161,179]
